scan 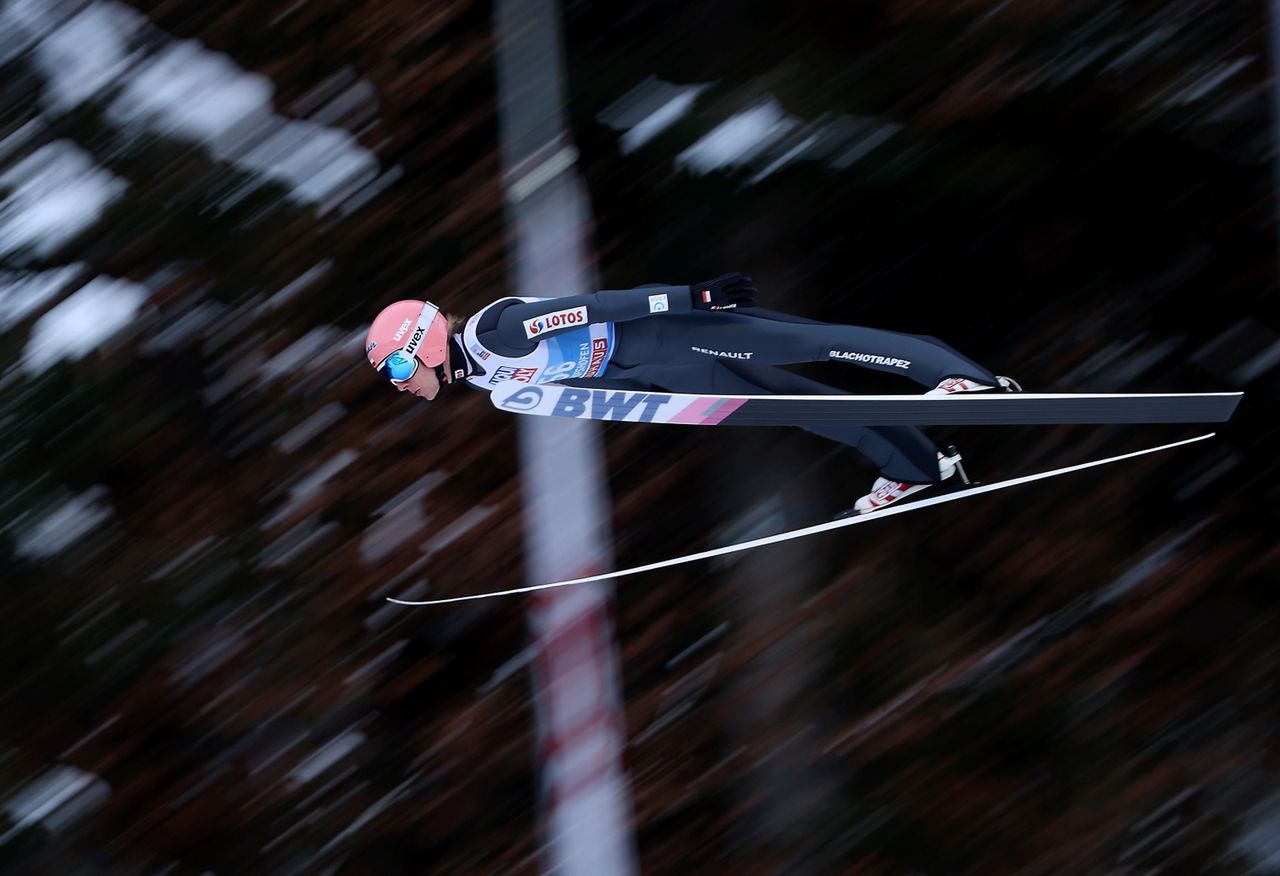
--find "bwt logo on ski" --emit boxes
[691,346,753,360]
[829,350,911,369]
[523,306,588,339]
[489,365,539,385]
[553,389,672,422]
[499,386,545,412]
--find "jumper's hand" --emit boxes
[690,273,757,311]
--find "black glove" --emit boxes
[690,273,757,311]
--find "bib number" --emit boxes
[541,360,579,382]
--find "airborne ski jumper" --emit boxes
[364,274,1020,513]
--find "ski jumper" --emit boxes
[460,287,999,484]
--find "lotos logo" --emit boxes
[393,318,413,341]
[499,386,544,412]
[523,305,588,339]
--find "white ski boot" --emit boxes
[850,446,969,515]
[925,375,1022,396]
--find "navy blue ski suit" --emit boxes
[462,285,999,484]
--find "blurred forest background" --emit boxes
[1,0,1277,873]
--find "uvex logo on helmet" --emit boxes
[393,318,413,342]
[523,306,588,339]
[403,325,426,357]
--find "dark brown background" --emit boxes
[1,0,1276,873]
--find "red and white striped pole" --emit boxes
[493,1,638,873]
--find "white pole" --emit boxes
[492,1,638,874]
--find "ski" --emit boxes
[489,382,1242,426]
[388,433,1216,606]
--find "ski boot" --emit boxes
[925,375,1022,396]
[837,446,971,518]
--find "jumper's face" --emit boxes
[393,360,442,399]
[377,331,454,399]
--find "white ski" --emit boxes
[489,381,1242,426]
[388,433,1216,606]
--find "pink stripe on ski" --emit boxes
[667,396,747,425]
[666,397,719,424]
[699,397,747,424]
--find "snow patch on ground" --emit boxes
[0,141,128,258]
[0,0,63,64]
[676,99,799,174]
[33,2,145,112]
[359,471,447,565]
[107,38,273,141]
[289,730,366,787]
[599,78,711,154]
[256,326,354,385]
[13,485,114,559]
[22,276,148,371]
[602,82,903,183]
[21,1,378,211]
[236,122,378,210]
[1234,792,1280,872]
[263,449,360,530]
[138,300,227,354]
[0,264,82,332]
[0,764,111,844]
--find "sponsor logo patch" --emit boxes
[366,341,377,354]
[402,325,427,358]
[829,350,911,369]
[467,343,491,361]
[648,293,669,313]
[499,386,544,412]
[552,389,673,422]
[523,305,588,339]
[691,345,753,360]
[489,365,539,385]
[583,338,609,378]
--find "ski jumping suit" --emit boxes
[459,286,999,484]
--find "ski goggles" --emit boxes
[377,349,420,383]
